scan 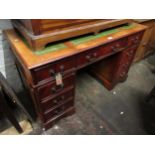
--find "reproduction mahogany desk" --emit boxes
[5,23,147,130]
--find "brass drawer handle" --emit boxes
[120,71,126,77]
[88,57,97,62]
[49,69,55,76]
[127,52,133,56]
[111,46,126,52]
[53,96,65,104]
[127,50,134,57]
[54,106,64,115]
[51,85,64,93]
[93,52,97,57]
[86,55,91,60]
[59,65,65,73]
[86,55,97,62]
[131,37,140,44]
[123,63,129,69]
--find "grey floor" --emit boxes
[1,54,155,135]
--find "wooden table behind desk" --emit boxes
[134,20,155,62]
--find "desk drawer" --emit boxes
[40,88,74,112]
[120,45,139,65]
[128,32,144,46]
[43,98,74,122]
[116,46,138,79]
[77,47,101,68]
[99,37,128,56]
[31,57,76,85]
[37,73,75,101]
[77,38,128,69]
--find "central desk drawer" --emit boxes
[36,74,75,101]
[31,57,76,85]
[99,37,128,56]
[40,88,74,112]
[77,37,128,69]
[77,47,102,68]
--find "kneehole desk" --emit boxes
[5,23,147,130]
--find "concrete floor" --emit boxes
[1,54,155,135]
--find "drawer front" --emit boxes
[99,38,128,56]
[32,57,76,85]
[40,88,74,112]
[55,57,76,73]
[32,64,56,85]
[116,46,138,79]
[77,47,101,68]
[123,45,139,62]
[37,73,75,101]
[128,31,144,46]
[77,37,128,69]
[43,99,74,122]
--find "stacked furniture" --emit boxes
[5,20,146,130]
[12,19,131,51]
[133,19,155,62]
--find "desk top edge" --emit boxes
[4,23,147,70]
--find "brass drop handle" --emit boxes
[111,46,126,53]
[57,65,65,76]
[53,96,65,104]
[127,50,134,57]
[86,55,97,62]
[93,52,97,57]
[120,71,126,77]
[51,85,64,93]
[54,106,64,115]
[131,37,140,44]
[49,69,55,76]
[123,63,129,69]
[60,65,65,71]
[88,57,97,62]
[86,55,91,60]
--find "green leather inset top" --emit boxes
[34,23,135,55]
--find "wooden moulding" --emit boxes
[12,19,133,51]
